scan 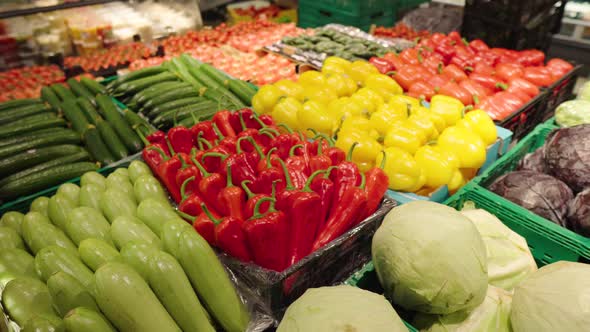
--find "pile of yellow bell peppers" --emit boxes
[252,56,498,195]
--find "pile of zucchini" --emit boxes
[0,98,97,201]
[107,54,257,129]
[0,164,249,332]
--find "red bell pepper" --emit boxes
[146,130,166,145]
[175,153,201,197]
[191,120,217,143]
[469,72,502,92]
[458,79,492,105]
[408,80,436,101]
[363,159,389,219]
[517,49,545,67]
[546,58,573,76]
[285,144,309,189]
[242,180,273,220]
[506,78,539,98]
[193,204,219,245]
[191,153,225,214]
[523,67,553,87]
[369,57,394,74]
[441,64,468,82]
[167,126,193,155]
[495,63,524,82]
[469,39,489,52]
[439,81,473,105]
[212,110,237,137]
[218,164,246,220]
[329,143,362,216]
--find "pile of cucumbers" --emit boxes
[0,98,97,201]
[107,54,257,129]
[0,161,249,332]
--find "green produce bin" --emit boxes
[298,1,395,31]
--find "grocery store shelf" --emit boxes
[0,0,121,19]
[199,0,234,11]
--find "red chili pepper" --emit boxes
[363,155,389,219]
[275,158,300,211]
[329,143,362,216]
[191,152,225,214]
[212,110,237,137]
[178,176,205,217]
[175,153,201,196]
[310,168,335,230]
[146,130,166,144]
[158,155,183,203]
[313,173,368,251]
[142,142,169,175]
[201,151,229,174]
[253,147,285,195]
[167,126,193,155]
[191,120,217,143]
[200,199,250,262]
[270,127,302,160]
[242,196,288,271]
[242,180,273,220]
[285,144,309,189]
[258,114,274,127]
[193,203,219,246]
[218,164,246,220]
[226,136,264,185]
[309,137,332,173]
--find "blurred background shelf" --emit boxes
[0,0,121,19]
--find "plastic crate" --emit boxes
[464,0,562,26]
[299,0,390,17]
[495,89,550,140]
[544,63,584,119]
[298,3,395,31]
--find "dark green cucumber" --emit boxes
[0,144,86,178]
[67,78,95,101]
[122,109,155,137]
[41,86,62,110]
[51,84,76,101]
[0,162,99,200]
[0,112,57,128]
[199,63,230,86]
[201,88,240,110]
[191,67,224,91]
[143,87,201,115]
[97,120,128,160]
[96,95,143,152]
[0,130,81,159]
[109,66,167,90]
[228,79,257,105]
[77,97,102,124]
[0,98,41,111]
[84,125,115,165]
[148,97,206,118]
[61,100,90,134]
[0,128,70,148]
[0,151,90,188]
[0,104,53,124]
[113,72,178,97]
[0,118,66,139]
[130,82,189,108]
[153,101,217,126]
[81,77,107,95]
[177,108,218,122]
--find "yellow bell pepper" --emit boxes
[389,95,421,114]
[298,100,338,136]
[328,97,364,118]
[369,103,407,136]
[430,95,465,127]
[414,145,455,189]
[271,97,302,131]
[339,116,370,135]
[326,74,356,97]
[456,109,497,146]
[376,147,426,192]
[322,56,352,75]
[302,86,338,105]
[273,79,305,101]
[460,168,478,181]
[438,126,486,169]
[335,131,381,164]
[407,113,439,141]
[383,122,425,154]
[342,74,358,96]
[298,70,327,86]
[252,85,284,114]
[426,111,447,134]
[363,74,403,101]
[352,88,384,113]
[348,60,379,85]
[434,145,464,193]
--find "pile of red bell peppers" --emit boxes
[142,108,388,271]
[369,31,574,121]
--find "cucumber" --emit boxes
[113,72,178,97]
[148,97,207,118]
[79,184,103,211]
[131,82,189,107]
[78,238,120,272]
[1,277,55,326]
[0,104,53,124]
[143,86,201,115]
[51,84,76,101]
[0,248,35,278]
[109,66,167,90]
[97,120,128,160]
[41,86,62,110]
[105,172,135,203]
[0,130,80,159]
[0,117,66,139]
[0,152,90,188]
[133,175,168,204]
[22,212,76,254]
[64,307,116,332]
[201,87,239,110]
[47,271,99,317]
[61,99,90,134]
[170,58,205,91]
[67,78,94,100]
[22,313,65,331]
[110,215,161,250]
[83,125,115,165]
[0,212,24,236]
[0,162,98,201]
[0,144,86,178]
[0,112,57,129]
[0,127,70,148]
[30,196,50,217]
[191,66,226,91]
[80,171,106,189]
[65,207,113,246]
[128,160,152,183]
[177,229,250,332]
[178,114,201,127]
[0,98,41,111]
[94,262,181,332]
[48,194,76,232]
[99,188,137,223]
[228,79,257,105]
[80,77,107,95]
[120,242,159,279]
[199,63,230,86]
[35,245,95,293]
[96,95,143,152]
[153,100,218,126]
[137,199,178,236]
[77,97,102,124]
[0,226,25,249]
[56,183,80,204]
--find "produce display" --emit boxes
[64,43,154,74]
[555,81,590,127]
[371,23,431,40]
[253,56,498,195]
[0,162,249,332]
[0,65,65,102]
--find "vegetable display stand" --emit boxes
[458,123,590,263]
[464,0,562,27]
[218,197,395,316]
[496,89,550,140]
[387,125,513,204]
[298,1,394,31]
[544,63,584,118]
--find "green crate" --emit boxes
[298,3,395,31]
[299,0,391,17]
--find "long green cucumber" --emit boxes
[0,144,85,178]
[94,262,181,332]
[41,87,62,111]
[0,152,90,188]
[228,79,257,105]
[131,82,189,107]
[96,95,143,152]
[0,104,53,124]
[65,207,112,246]
[80,77,107,95]
[0,248,36,278]
[22,212,76,254]
[170,58,205,91]
[61,99,90,134]
[64,307,116,332]
[78,238,120,272]
[191,66,226,91]
[79,184,103,211]
[201,87,239,110]
[0,130,81,159]
[0,127,70,148]
[48,271,99,317]
[83,125,115,165]
[51,84,76,101]
[97,120,129,160]
[0,212,24,236]
[0,227,25,250]
[1,277,55,326]
[0,162,98,201]
[99,188,137,223]
[113,72,178,97]
[137,199,179,236]
[30,196,50,217]
[0,112,57,129]
[109,66,167,90]
[67,78,94,100]
[111,215,160,250]
[22,313,65,331]
[148,96,207,118]
[77,97,102,124]
[0,98,41,111]
[34,245,95,292]
[143,87,201,114]
[0,117,66,139]
[177,229,250,332]
[199,63,230,85]
[153,100,217,126]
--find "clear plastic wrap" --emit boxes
[323,24,415,51]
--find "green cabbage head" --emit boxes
[578,81,590,101]
[372,201,488,315]
[277,285,407,332]
[511,261,590,332]
[555,99,590,127]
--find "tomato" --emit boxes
[506,78,539,98]
[439,81,473,105]
[523,67,553,87]
[442,64,468,82]
[495,63,524,82]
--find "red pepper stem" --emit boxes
[251,197,276,218]
[226,163,234,187]
[196,132,204,150]
[179,154,188,169]
[270,179,278,197]
[347,142,359,162]
[166,139,176,156]
[289,144,304,157]
[237,136,264,158]
[190,151,210,177]
[259,131,275,140]
[359,172,366,189]
[259,127,279,137]
[496,82,508,91]
[324,165,338,178]
[265,147,277,168]
[177,210,194,220]
[147,145,169,161]
[180,176,195,201]
[198,137,213,150]
[277,158,295,190]
[201,152,229,164]
[212,123,225,140]
[313,133,334,147]
[136,128,149,146]
[277,123,293,133]
[251,111,267,128]
[241,180,255,199]
[302,169,328,192]
[201,203,221,225]
[238,111,247,131]
[379,151,386,169]
[473,95,480,105]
